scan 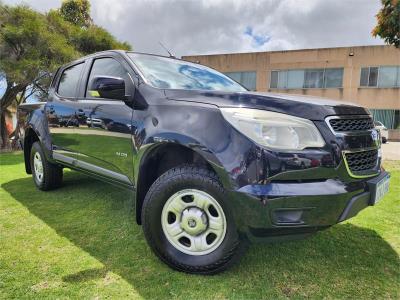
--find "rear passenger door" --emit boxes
[74,55,135,185]
[46,61,85,164]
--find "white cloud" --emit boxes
[3,0,384,57]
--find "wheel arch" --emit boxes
[23,126,40,174]
[134,141,230,225]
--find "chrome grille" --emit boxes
[329,117,374,132]
[344,149,378,173]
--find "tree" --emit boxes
[0,4,77,149]
[373,0,400,48]
[46,8,131,54]
[0,1,131,149]
[76,25,132,54]
[59,0,92,28]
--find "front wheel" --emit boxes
[142,165,244,274]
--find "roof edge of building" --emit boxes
[182,44,394,59]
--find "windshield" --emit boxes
[128,53,247,92]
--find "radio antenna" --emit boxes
[159,42,175,58]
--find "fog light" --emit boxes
[273,209,304,225]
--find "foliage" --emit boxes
[60,0,92,28]
[0,5,77,86]
[0,1,131,148]
[75,25,132,54]
[373,0,400,48]
[46,8,131,56]
[0,154,399,298]
[0,4,77,148]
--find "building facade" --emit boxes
[183,45,400,139]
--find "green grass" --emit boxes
[0,152,399,299]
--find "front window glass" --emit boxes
[86,57,129,98]
[128,53,246,92]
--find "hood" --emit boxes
[164,90,369,121]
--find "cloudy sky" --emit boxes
[4,0,384,58]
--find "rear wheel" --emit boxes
[142,165,244,274]
[30,142,63,191]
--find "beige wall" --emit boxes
[183,45,400,110]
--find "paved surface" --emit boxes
[382,142,400,160]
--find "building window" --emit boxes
[360,66,400,88]
[224,71,257,90]
[370,109,400,129]
[270,68,343,89]
[270,70,278,88]
[304,69,324,88]
[325,68,344,88]
[287,70,304,88]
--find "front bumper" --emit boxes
[229,171,390,242]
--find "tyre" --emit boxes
[382,136,387,144]
[30,141,63,191]
[142,165,244,274]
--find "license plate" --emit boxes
[373,175,390,204]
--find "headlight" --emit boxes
[221,108,325,151]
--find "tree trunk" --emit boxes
[0,82,27,149]
[10,86,28,150]
[0,109,9,150]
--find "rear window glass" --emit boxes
[57,63,84,97]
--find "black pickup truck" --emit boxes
[18,50,390,274]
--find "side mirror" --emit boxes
[88,76,129,101]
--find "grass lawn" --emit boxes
[0,152,399,299]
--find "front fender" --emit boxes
[135,132,234,190]
[135,99,261,187]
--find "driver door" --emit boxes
[74,56,135,185]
